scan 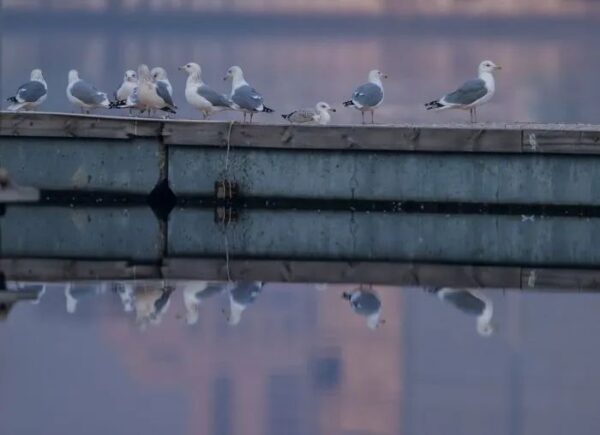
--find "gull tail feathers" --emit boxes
[342,292,352,301]
[425,100,445,110]
[109,99,127,109]
[281,112,293,121]
[262,105,274,113]
[342,100,354,107]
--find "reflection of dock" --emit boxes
[3,112,600,290]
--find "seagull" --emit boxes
[224,66,274,123]
[282,101,336,125]
[6,68,48,112]
[224,281,263,326]
[180,62,235,119]
[66,70,110,113]
[343,69,387,124]
[115,69,137,102]
[151,67,174,116]
[183,281,229,325]
[113,69,137,114]
[426,287,495,337]
[136,64,177,116]
[425,60,502,123]
[342,288,385,330]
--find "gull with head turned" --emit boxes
[6,68,47,112]
[66,70,110,114]
[180,62,235,119]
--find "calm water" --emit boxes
[1,282,600,434]
[2,21,600,124]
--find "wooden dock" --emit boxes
[2,112,600,290]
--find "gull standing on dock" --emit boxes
[114,70,138,115]
[425,60,501,123]
[342,288,385,330]
[180,62,235,119]
[136,64,177,116]
[282,102,336,125]
[426,287,495,337]
[224,281,263,325]
[6,69,48,112]
[343,69,387,124]
[225,66,274,123]
[66,70,110,113]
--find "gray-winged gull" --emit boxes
[224,281,263,325]
[342,288,385,330]
[343,69,387,124]
[425,60,501,123]
[282,101,336,125]
[180,62,234,119]
[183,281,231,325]
[426,287,494,337]
[224,66,274,123]
[6,69,48,112]
[151,66,174,117]
[111,281,135,312]
[67,70,110,113]
[136,64,177,116]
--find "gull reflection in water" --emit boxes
[1,280,44,321]
[133,284,174,329]
[112,282,135,313]
[427,287,495,337]
[342,287,385,330]
[65,282,108,314]
[183,281,230,325]
[223,281,263,326]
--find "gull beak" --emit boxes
[383,74,389,79]
[223,76,228,81]
[330,108,337,112]
[178,66,184,71]
[495,65,503,71]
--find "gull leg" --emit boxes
[361,111,365,124]
[371,111,375,124]
[242,112,247,123]
[250,113,254,123]
[469,108,474,123]
[473,107,478,123]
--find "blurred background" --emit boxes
[2,0,600,123]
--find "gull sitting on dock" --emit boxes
[426,287,495,337]
[67,70,110,114]
[425,60,501,123]
[282,102,336,125]
[342,288,385,330]
[343,69,387,124]
[225,66,274,123]
[136,64,177,116]
[180,62,235,119]
[6,68,48,112]
[183,281,229,325]
[224,281,263,326]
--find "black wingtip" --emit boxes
[425,100,443,110]
[6,97,18,104]
[342,100,354,107]
[161,106,177,114]
[342,292,352,300]
[262,105,274,113]
[281,113,291,120]
[109,99,126,109]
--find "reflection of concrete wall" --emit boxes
[4,0,600,15]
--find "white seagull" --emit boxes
[425,60,502,123]
[180,62,235,119]
[136,64,177,116]
[6,68,48,112]
[282,101,336,125]
[151,67,174,107]
[343,69,387,124]
[224,66,274,123]
[116,69,138,102]
[427,287,495,337]
[224,282,263,326]
[342,288,385,330]
[66,70,110,113]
